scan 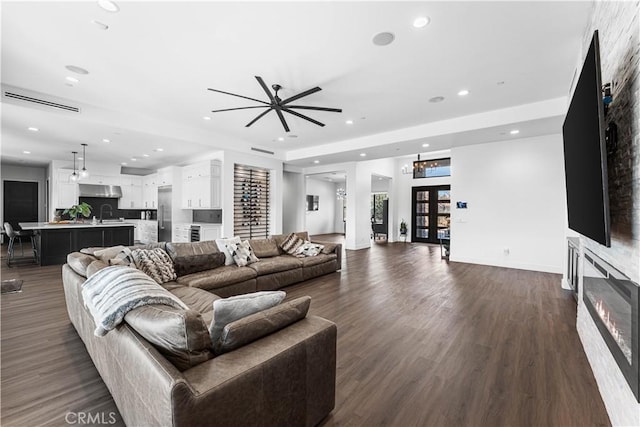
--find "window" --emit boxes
[234,164,270,239]
[413,157,451,179]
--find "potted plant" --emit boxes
[400,219,408,235]
[63,202,92,222]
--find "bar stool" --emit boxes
[3,223,38,267]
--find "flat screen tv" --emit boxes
[562,30,610,247]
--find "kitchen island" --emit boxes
[19,221,135,266]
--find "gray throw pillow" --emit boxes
[131,248,177,284]
[208,291,286,344]
[280,232,304,255]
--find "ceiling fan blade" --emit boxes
[207,88,269,105]
[281,87,322,105]
[286,105,342,113]
[275,108,291,132]
[255,76,276,103]
[283,107,325,127]
[245,108,273,127]
[211,106,270,113]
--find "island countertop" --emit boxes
[19,221,137,230]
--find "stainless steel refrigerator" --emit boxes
[158,186,172,242]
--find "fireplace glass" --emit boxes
[582,248,639,401]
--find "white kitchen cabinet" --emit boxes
[82,174,116,185]
[200,225,221,241]
[55,170,79,212]
[172,223,191,243]
[181,160,221,209]
[119,176,143,209]
[142,174,158,209]
[156,168,173,186]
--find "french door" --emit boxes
[411,185,450,243]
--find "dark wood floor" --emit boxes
[1,237,611,427]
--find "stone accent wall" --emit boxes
[576,2,640,426]
[581,1,639,284]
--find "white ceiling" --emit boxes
[1,1,592,169]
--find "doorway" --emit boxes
[411,185,450,243]
[3,181,38,229]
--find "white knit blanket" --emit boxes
[81,266,188,337]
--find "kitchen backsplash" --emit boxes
[57,197,158,220]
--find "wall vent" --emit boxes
[251,147,275,155]
[3,91,81,113]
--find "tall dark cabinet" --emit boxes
[411,185,450,243]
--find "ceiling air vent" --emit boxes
[3,91,80,113]
[251,147,275,155]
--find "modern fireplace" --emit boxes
[583,248,639,401]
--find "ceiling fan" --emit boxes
[207,76,342,132]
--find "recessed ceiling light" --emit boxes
[277,137,285,141]
[203,116,211,121]
[510,130,520,135]
[78,157,84,161]
[27,127,39,132]
[372,32,395,46]
[422,143,430,147]
[66,76,79,83]
[313,160,320,164]
[142,154,150,157]
[154,148,164,152]
[429,96,445,103]
[131,158,137,161]
[457,89,470,96]
[413,16,430,28]
[360,153,367,157]
[97,0,120,13]
[91,20,109,30]
[102,138,110,143]
[23,150,31,154]
[345,120,354,125]
[65,65,89,75]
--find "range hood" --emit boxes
[78,184,123,198]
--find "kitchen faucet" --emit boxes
[99,204,113,224]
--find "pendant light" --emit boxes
[80,143,89,179]
[70,151,79,182]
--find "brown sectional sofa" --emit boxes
[171,232,341,296]
[62,232,340,426]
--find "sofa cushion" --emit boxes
[300,253,337,268]
[215,236,241,266]
[168,286,220,315]
[124,304,213,371]
[93,245,127,263]
[248,238,280,258]
[177,265,257,290]
[131,248,177,284]
[226,240,259,267]
[67,252,97,278]
[248,255,302,275]
[214,296,311,355]
[165,241,220,258]
[320,242,338,254]
[208,291,286,343]
[173,252,225,277]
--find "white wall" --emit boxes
[304,177,337,235]
[449,134,567,273]
[1,163,47,223]
[282,171,305,234]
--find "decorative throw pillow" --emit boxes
[93,245,127,263]
[208,291,286,344]
[131,248,177,284]
[109,247,134,266]
[295,241,325,257]
[215,236,242,266]
[280,232,304,255]
[225,240,259,267]
[321,242,338,254]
